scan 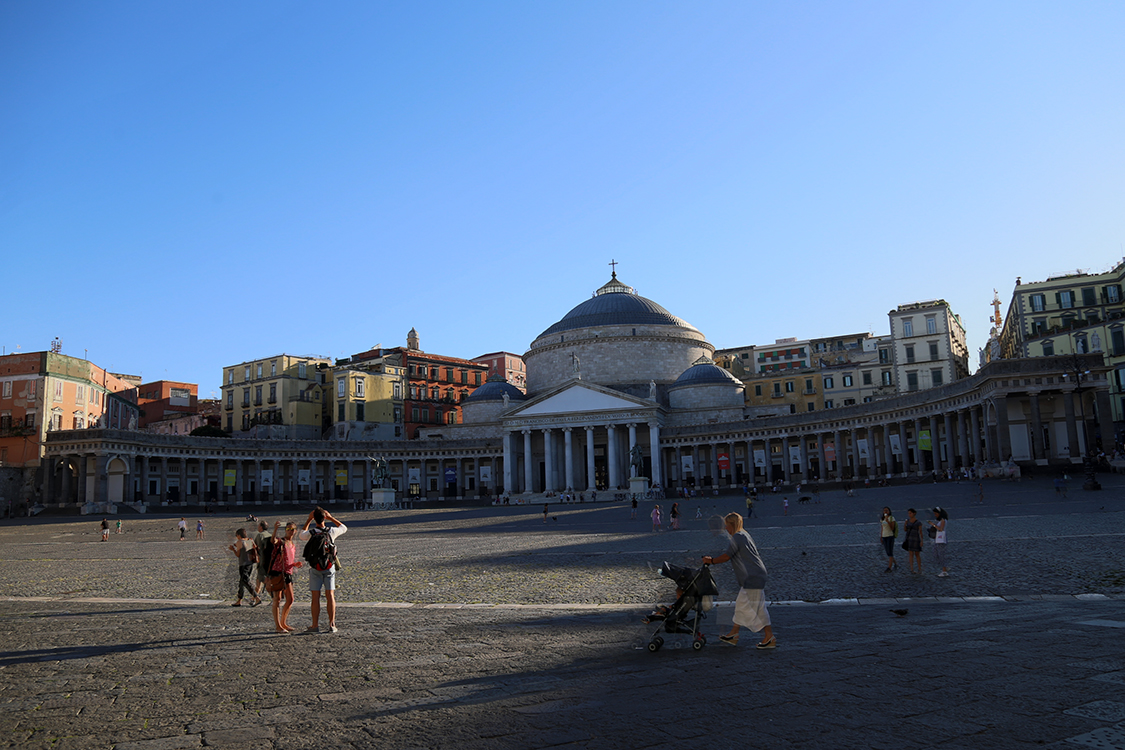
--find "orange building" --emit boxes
[136,380,199,428]
[472,351,526,393]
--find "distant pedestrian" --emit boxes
[903,508,923,574]
[631,497,638,519]
[253,520,273,599]
[746,494,755,519]
[543,502,549,523]
[703,513,775,649]
[228,528,261,607]
[928,507,949,577]
[782,497,789,516]
[178,518,187,541]
[976,482,984,505]
[115,519,122,535]
[880,507,898,572]
[196,519,205,540]
[651,504,662,532]
[670,502,680,530]
[100,518,109,542]
[695,506,703,520]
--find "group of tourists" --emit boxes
[879,506,949,576]
[227,507,348,634]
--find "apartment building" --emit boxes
[472,351,526,393]
[888,300,970,393]
[221,354,332,439]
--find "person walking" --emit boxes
[196,519,205,540]
[746,493,755,519]
[115,519,122,535]
[903,508,923,574]
[880,507,898,572]
[631,497,638,519]
[782,497,789,516]
[703,513,776,649]
[253,520,273,600]
[268,521,302,633]
[543,502,549,524]
[228,528,261,607]
[650,504,662,532]
[670,502,680,530]
[178,518,187,541]
[299,508,347,633]
[928,507,949,576]
[100,519,109,542]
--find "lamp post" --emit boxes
[1067,355,1100,491]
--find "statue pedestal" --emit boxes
[372,488,396,508]
[629,477,650,495]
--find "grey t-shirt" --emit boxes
[726,530,768,590]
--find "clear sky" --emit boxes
[3,2,1124,399]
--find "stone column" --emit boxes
[851,428,862,478]
[970,408,982,465]
[78,454,88,504]
[60,457,72,504]
[563,428,574,491]
[628,423,638,478]
[1096,389,1115,452]
[956,410,968,468]
[542,429,555,492]
[234,459,242,504]
[94,455,109,506]
[816,433,826,481]
[523,429,534,493]
[179,458,188,503]
[691,443,700,488]
[799,435,809,481]
[781,437,792,483]
[832,431,842,478]
[1028,393,1045,461]
[607,425,619,490]
[1063,390,1081,459]
[503,431,514,494]
[158,457,168,502]
[995,396,1011,462]
[982,405,995,463]
[139,456,149,502]
[882,424,893,475]
[710,443,720,487]
[585,426,596,492]
[931,415,942,472]
[648,423,662,487]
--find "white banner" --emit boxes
[680,455,694,474]
[889,434,902,456]
[753,449,766,468]
[788,445,801,464]
[408,467,421,484]
[857,439,869,459]
[479,466,492,483]
[261,469,273,488]
[297,469,310,487]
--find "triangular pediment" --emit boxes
[507,381,653,417]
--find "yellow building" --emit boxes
[326,358,405,440]
[221,354,332,439]
[744,370,824,414]
[999,259,1125,426]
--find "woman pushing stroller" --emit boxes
[702,513,777,649]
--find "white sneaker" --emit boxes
[937,571,948,577]
[329,625,338,633]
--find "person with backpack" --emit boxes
[298,507,347,633]
[880,507,898,572]
[228,528,261,607]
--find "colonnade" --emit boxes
[502,421,662,493]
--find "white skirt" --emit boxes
[733,588,771,632]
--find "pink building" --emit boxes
[472,351,526,393]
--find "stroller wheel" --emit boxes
[647,637,664,653]
[692,639,705,651]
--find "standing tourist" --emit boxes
[928,507,949,577]
[543,502,549,524]
[196,519,205,540]
[903,508,923,574]
[228,528,261,607]
[880,507,898,572]
[631,497,638,519]
[253,520,273,600]
[100,519,109,542]
[299,508,347,633]
[268,521,302,633]
[650,504,662,532]
[703,513,776,649]
[670,502,680,530]
[178,517,187,541]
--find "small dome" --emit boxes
[671,357,741,387]
[537,273,700,338]
[463,376,527,404]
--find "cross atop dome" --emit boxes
[594,261,635,297]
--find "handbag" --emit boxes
[927,526,937,539]
[901,540,908,550]
[265,540,285,593]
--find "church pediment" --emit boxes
[504,381,659,424]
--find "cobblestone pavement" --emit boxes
[0,478,1122,748]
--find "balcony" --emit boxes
[267,397,277,404]
[804,388,816,395]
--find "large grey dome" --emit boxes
[537,274,700,338]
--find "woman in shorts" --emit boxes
[269,521,303,634]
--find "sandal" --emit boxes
[718,634,738,645]
[756,637,777,650]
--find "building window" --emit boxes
[932,369,944,386]
[1,382,9,399]
[879,349,890,363]
[474,372,482,385]
[843,399,855,406]
[226,391,234,408]
[1107,285,1122,304]
[225,415,232,432]
[1030,294,1046,312]
[1042,341,1054,356]
[356,402,365,422]
[882,371,892,386]
[754,384,762,397]
[1112,329,1125,356]
[337,379,346,398]
[54,381,63,401]
[1082,288,1096,306]
[298,362,307,379]
[1058,290,1075,309]
[804,378,814,393]
[807,402,815,412]
[254,386,262,405]
[905,345,915,363]
[824,376,834,389]
[929,342,939,360]
[430,387,439,399]
[269,383,276,403]
[355,377,365,398]
[1031,318,1046,335]
[824,400,834,409]
[906,372,919,391]
[25,413,34,428]
[842,375,853,387]
[227,370,234,385]
[926,316,937,334]
[903,319,914,337]
[256,364,263,379]
[393,382,402,399]
[421,409,429,422]
[271,361,277,377]
[411,407,419,421]
[245,366,251,381]
[863,396,873,403]
[242,389,250,407]
[785,381,795,393]
[447,411,456,425]
[862,372,872,386]
[773,383,781,396]
[338,403,346,422]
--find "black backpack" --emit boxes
[302,528,338,571]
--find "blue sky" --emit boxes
[3,2,1124,398]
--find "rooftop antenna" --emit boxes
[50,337,62,354]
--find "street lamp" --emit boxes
[1065,355,1100,491]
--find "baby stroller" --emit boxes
[644,562,719,652]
